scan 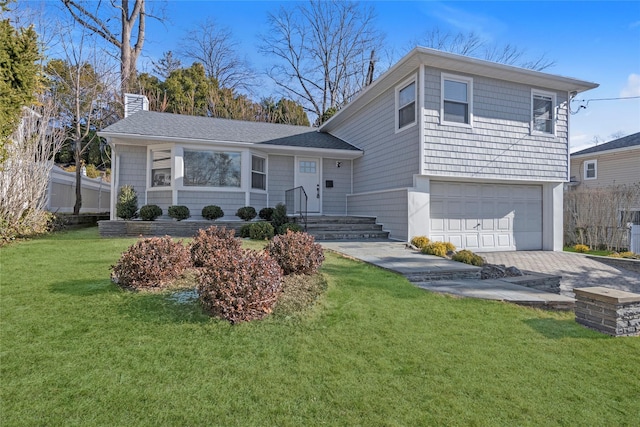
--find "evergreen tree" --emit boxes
[0,15,41,163]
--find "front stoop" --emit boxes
[299,216,389,240]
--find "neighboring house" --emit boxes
[569,132,640,188]
[99,47,598,251]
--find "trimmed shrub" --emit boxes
[574,244,589,253]
[139,204,162,221]
[168,205,190,221]
[236,206,257,221]
[410,236,430,249]
[422,241,454,258]
[202,205,224,221]
[452,249,485,266]
[197,247,283,324]
[111,236,191,290]
[272,203,289,233]
[444,242,456,252]
[249,221,274,240]
[266,230,325,275]
[189,226,241,268]
[259,207,274,222]
[239,223,251,238]
[116,185,138,220]
[278,222,302,234]
[610,251,639,259]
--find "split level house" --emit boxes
[99,47,598,252]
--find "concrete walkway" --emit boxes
[321,241,575,308]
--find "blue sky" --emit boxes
[24,1,640,152]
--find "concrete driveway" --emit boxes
[481,251,640,294]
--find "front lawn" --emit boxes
[2,229,639,425]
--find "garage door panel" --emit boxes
[448,219,462,231]
[465,234,479,248]
[430,181,542,252]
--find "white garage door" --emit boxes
[430,182,542,252]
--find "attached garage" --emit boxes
[429,181,542,252]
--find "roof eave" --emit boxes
[571,145,640,158]
[99,131,363,159]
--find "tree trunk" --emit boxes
[73,142,82,215]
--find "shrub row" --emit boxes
[111,226,325,323]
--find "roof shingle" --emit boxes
[572,132,640,156]
[100,111,359,151]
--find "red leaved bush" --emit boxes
[189,226,241,267]
[111,236,191,290]
[265,230,324,275]
[197,246,283,324]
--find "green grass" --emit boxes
[563,246,614,256]
[2,228,639,426]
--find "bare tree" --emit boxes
[60,0,162,94]
[411,29,555,71]
[152,50,181,79]
[259,0,384,122]
[45,27,119,214]
[565,184,640,251]
[0,97,64,240]
[180,18,256,93]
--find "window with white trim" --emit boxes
[532,90,556,135]
[441,74,472,125]
[395,77,416,130]
[251,155,266,190]
[183,149,241,187]
[584,160,597,180]
[150,149,171,187]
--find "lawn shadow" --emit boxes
[118,289,210,325]
[50,279,119,296]
[523,318,610,340]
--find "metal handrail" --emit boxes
[284,186,308,231]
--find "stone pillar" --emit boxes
[574,287,640,337]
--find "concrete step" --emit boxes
[414,279,576,310]
[302,216,377,224]
[305,223,385,232]
[310,230,390,240]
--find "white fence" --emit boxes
[47,167,110,213]
[631,225,640,254]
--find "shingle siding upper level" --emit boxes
[423,68,570,181]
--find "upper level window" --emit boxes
[251,155,266,190]
[183,149,241,187]
[151,149,171,187]
[396,77,416,130]
[584,160,597,180]
[441,74,472,126]
[532,90,556,135]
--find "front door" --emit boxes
[296,157,321,213]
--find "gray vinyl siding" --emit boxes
[177,190,245,220]
[328,71,421,194]
[117,145,147,208]
[423,67,569,181]
[147,190,172,215]
[570,150,640,188]
[250,192,268,211]
[322,158,351,214]
[347,189,409,240]
[267,155,294,206]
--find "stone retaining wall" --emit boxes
[98,220,244,238]
[501,271,561,294]
[587,255,640,274]
[574,287,640,337]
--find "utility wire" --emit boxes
[570,95,640,114]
